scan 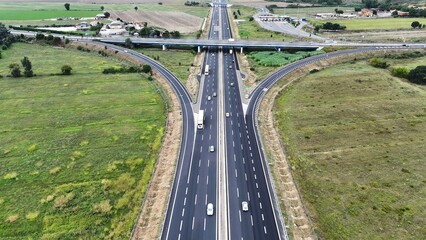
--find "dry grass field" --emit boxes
[110,10,203,33]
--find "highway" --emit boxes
[161,1,221,239]
[219,2,285,240]
[77,3,425,240]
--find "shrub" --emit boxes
[369,58,389,69]
[112,173,135,193]
[391,67,408,78]
[25,211,39,220]
[142,64,152,74]
[61,65,72,75]
[92,200,112,214]
[27,144,37,152]
[407,65,426,85]
[3,172,18,180]
[5,214,19,223]
[53,193,74,209]
[310,69,320,73]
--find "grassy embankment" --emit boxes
[0,43,165,239]
[137,48,196,85]
[232,5,297,41]
[274,55,426,239]
[273,6,355,19]
[245,50,325,81]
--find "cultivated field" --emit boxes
[0,43,165,239]
[110,10,204,33]
[274,55,426,239]
[316,17,426,30]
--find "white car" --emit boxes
[209,145,215,152]
[213,92,217,97]
[230,82,234,87]
[207,96,212,101]
[242,201,248,212]
[207,203,214,216]
[226,112,230,117]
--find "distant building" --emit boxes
[397,11,410,16]
[95,14,106,20]
[99,21,126,36]
[75,22,90,30]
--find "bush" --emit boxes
[391,67,408,78]
[92,200,112,214]
[369,58,389,69]
[53,193,74,209]
[61,65,72,75]
[142,64,152,74]
[407,65,426,85]
[310,69,320,73]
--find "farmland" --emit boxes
[274,55,426,239]
[0,43,165,239]
[315,17,426,30]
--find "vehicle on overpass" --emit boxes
[197,110,205,129]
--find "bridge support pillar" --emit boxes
[278,48,281,52]
[240,47,243,54]
[197,46,201,53]
[162,45,167,51]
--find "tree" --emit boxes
[134,6,138,11]
[35,33,45,40]
[0,51,2,59]
[407,66,426,84]
[61,65,72,75]
[64,3,70,11]
[237,10,241,15]
[354,7,362,12]
[249,16,254,21]
[162,30,170,38]
[52,36,62,45]
[21,57,33,77]
[372,9,377,15]
[104,12,110,18]
[411,21,420,29]
[142,64,152,74]
[101,6,104,11]
[0,22,15,49]
[9,63,21,78]
[124,37,133,48]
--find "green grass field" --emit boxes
[0,43,165,239]
[233,5,297,41]
[0,10,100,21]
[274,56,426,239]
[137,48,195,84]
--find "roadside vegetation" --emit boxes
[0,43,165,239]
[137,48,196,84]
[274,53,426,239]
[245,50,324,81]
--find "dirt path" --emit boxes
[258,49,409,240]
[186,51,205,102]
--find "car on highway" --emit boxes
[207,203,214,216]
[209,145,215,152]
[229,65,232,69]
[242,201,248,212]
[213,92,217,97]
[230,82,234,87]
[207,96,212,101]
[226,112,230,117]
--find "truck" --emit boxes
[197,110,205,129]
[205,65,209,75]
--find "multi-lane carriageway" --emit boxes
[162,1,285,240]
